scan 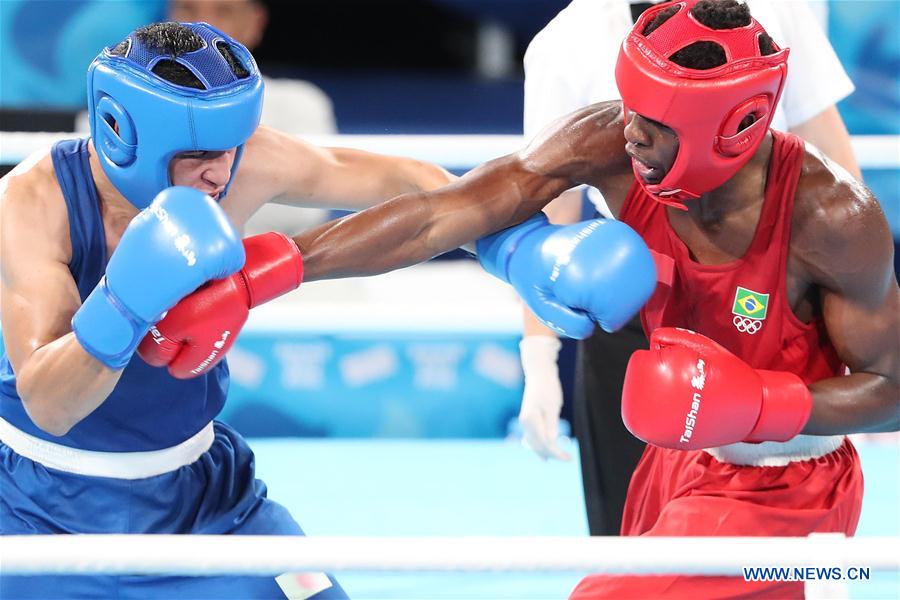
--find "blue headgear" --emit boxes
[87,22,264,209]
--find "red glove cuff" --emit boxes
[241,232,304,308]
[747,370,812,442]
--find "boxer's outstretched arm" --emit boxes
[800,184,900,434]
[294,102,631,281]
[234,126,454,214]
[294,153,573,281]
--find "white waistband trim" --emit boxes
[704,435,845,467]
[0,417,214,480]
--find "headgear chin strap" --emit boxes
[615,0,788,208]
[87,22,264,209]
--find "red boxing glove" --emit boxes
[138,232,303,379]
[622,327,812,450]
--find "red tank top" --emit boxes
[620,130,843,384]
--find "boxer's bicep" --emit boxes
[811,265,899,433]
[819,238,899,380]
[806,195,900,433]
[813,192,898,377]
[1,215,82,375]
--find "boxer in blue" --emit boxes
[0,21,454,600]
[1,20,657,600]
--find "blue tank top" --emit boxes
[0,139,229,452]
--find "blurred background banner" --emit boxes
[829,0,900,135]
[223,332,522,438]
[218,262,526,438]
[0,0,165,109]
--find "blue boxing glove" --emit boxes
[477,214,656,339]
[72,187,245,368]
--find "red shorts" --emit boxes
[571,439,863,599]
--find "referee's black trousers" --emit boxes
[573,315,648,536]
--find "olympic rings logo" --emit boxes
[733,315,763,334]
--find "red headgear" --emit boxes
[615,0,789,207]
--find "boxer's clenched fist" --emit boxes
[139,232,303,378]
[477,214,657,339]
[622,327,813,450]
[72,187,244,369]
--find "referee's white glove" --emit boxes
[519,335,571,461]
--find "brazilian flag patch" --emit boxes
[732,286,769,320]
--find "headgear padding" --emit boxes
[87,22,264,209]
[615,0,788,206]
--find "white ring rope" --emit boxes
[3,534,898,576]
[0,132,897,170]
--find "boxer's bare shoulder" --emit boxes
[0,149,72,267]
[791,146,893,293]
[219,125,296,221]
[237,124,351,198]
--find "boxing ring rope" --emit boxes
[3,534,899,575]
[1,132,898,170]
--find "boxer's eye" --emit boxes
[176,150,226,160]
[645,118,675,135]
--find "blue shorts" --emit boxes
[0,421,347,599]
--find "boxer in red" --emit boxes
[153,4,897,596]
[569,1,891,597]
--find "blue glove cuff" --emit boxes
[72,277,151,369]
[476,213,549,282]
